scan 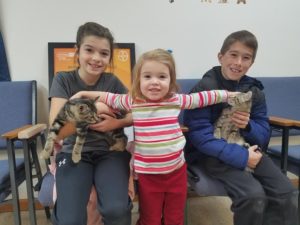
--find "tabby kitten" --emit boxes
[214,91,252,155]
[40,97,128,163]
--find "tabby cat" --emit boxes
[40,97,128,163]
[214,91,252,156]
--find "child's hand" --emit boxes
[227,91,240,104]
[70,91,85,100]
[228,91,240,98]
[95,102,116,117]
[247,145,262,169]
[89,114,119,132]
[54,140,63,153]
[231,111,250,129]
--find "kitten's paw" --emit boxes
[72,154,81,163]
[40,150,51,159]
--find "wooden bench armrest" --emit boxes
[18,123,47,139]
[1,125,32,140]
[1,124,47,140]
[268,116,300,174]
[269,116,300,128]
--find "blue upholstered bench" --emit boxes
[258,77,300,136]
[258,77,300,174]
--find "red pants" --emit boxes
[136,164,187,225]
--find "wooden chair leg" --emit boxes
[23,139,37,225]
[6,139,22,225]
[31,135,52,219]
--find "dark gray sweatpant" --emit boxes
[202,155,298,225]
[52,150,132,225]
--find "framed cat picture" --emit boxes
[48,42,136,91]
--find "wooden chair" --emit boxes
[0,80,49,225]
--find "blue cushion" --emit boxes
[267,145,300,164]
[188,163,227,196]
[177,79,199,94]
[38,171,55,207]
[257,77,300,136]
[258,77,300,121]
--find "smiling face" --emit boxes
[139,60,171,101]
[218,41,254,81]
[77,35,111,79]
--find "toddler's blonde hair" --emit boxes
[131,49,179,100]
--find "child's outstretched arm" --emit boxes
[201,90,240,106]
[71,91,132,127]
[72,91,131,114]
[70,91,108,103]
[183,90,240,109]
[199,90,228,107]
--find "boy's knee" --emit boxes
[100,200,132,221]
[234,196,267,215]
[251,197,267,214]
[280,190,298,208]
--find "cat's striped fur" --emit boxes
[40,97,128,163]
[214,91,252,147]
[214,91,254,172]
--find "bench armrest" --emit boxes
[18,124,47,139]
[269,116,300,128]
[1,124,47,140]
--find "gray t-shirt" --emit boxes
[49,70,128,153]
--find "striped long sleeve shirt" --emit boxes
[104,90,228,174]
